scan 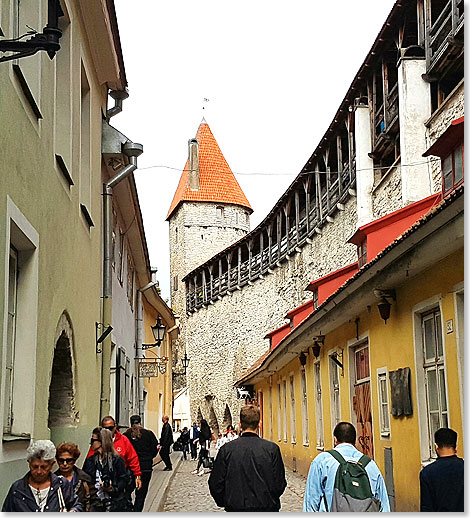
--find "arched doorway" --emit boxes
[222,404,232,431]
[48,313,77,443]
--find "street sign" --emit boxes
[138,362,159,378]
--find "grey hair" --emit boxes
[26,440,56,462]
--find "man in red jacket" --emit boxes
[87,416,142,490]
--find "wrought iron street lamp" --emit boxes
[181,352,190,374]
[142,316,166,350]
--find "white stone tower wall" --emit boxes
[169,200,251,389]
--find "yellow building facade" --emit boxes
[238,189,463,511]
[142,296,177,438]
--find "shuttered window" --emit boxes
[422,309,448,457]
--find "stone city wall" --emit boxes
[185,197,358,430]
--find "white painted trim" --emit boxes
[347,333,371,443]
[412,295,450,463]
[452,282,464,419]
[328,349,342,441]
[376,366,391,439]
[2,197,39,446]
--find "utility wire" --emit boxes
[137,158,441,177]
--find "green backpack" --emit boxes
[325,450,381,512]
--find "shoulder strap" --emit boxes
[327,449,347,465]
[358,454,372,468]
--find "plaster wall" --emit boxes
[0,0,112,501]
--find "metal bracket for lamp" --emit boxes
[0,0,64,63]
[331,350,344,375]
[96,323,113,354]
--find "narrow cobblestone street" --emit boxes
[162,455,306,512]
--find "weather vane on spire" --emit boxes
[203,98,209,110]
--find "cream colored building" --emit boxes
[0,0,161,501]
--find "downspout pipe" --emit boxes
[136,276,159,420]
[106,88,129,122]
[100,140,143,419]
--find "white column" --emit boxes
[354,103,374,228]
[398,58,432,205]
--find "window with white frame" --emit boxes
[329,354,341,429]
[277,384,282,441]
[4,247,18,434]
[377,368,391,437]
[289,375,296,443]
[422,309,448,457]
[282,380,288,442]
[3,199,39,437]
[80,62,91,216]
[314,362,324,449]
[127,255,134,308]
[117,231,124,285]
[300,368,309,446]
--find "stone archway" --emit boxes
[48,312,78,441]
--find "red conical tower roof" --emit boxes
[166,121,252,220]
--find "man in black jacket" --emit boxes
[159,415,174,471]
[209,404,287,512]
[124,415,159,512]
[420,427,464,512]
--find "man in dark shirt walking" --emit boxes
[420,427,464,512]
[209,404,287,512]
[124,415,159,512]
[159,415,174,471]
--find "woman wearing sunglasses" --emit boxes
[82,427,129,512]
[55,442,92,512]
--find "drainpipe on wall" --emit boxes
[106,88,129,121]
[136,270,159,420]
[100,139,143,420]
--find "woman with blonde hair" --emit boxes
[82,427,128,512]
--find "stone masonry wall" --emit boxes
[425,81,464,192]
[169,201,250,388]
[185,197,358,430]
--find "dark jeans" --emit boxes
[190,441,198,460]
[160,446,172,469]
[133,471,152,512]
[182,443,189,460]
[196,446,208,471]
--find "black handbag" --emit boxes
[202,456,214,469]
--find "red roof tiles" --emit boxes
[166,121,252,219]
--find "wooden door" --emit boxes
[352,345,374,458]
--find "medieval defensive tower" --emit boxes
[167,120,252,394]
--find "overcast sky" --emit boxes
[113,0,396,302]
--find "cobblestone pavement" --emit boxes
[162,457,306,512]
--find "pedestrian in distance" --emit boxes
[55,442,92,511]
[179,426,191,461]
[303,421,390,512]
[419,427,464,512]
[192,419,212,476]
[209,404,287,512]
[83,427,129,512]
[159,415,174,471]
[2,439,82,512]
[189,422,200,460]
[123,414,159,512]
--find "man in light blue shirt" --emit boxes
[303,422,390,512]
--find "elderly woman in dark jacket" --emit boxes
[55,442,91,511]
[2,440,82,512]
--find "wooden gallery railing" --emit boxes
[186,159,356,312]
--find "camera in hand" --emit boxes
[102,475,111,489]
